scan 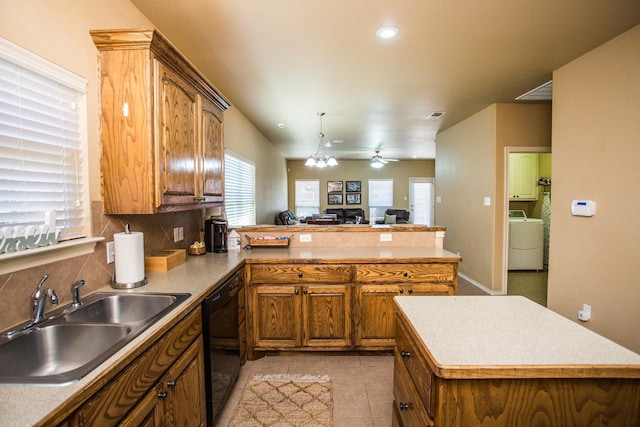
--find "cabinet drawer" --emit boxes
[393,352,434,426]
[395,316,436,418]
[356,263,455,283]
[250,264,351,283]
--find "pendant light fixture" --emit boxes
[305,112,338,168]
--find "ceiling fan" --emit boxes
[370,150,399,169]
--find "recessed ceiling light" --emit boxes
[376,26,399,40]
[277,123,286,128]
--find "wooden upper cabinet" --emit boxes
[91,28,230,214]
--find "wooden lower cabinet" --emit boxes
[66,308,205,427]
[355,283,454,349]
[393,310,640,427]
[251,284,352,350]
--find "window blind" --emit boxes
[295,179,319,218]
[368,179,393,221]
[0,38,88,241]
[224,150,255,227]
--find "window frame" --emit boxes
[224,150,256,227]
[0,37,100,275]
[294,179,320,219]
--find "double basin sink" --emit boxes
[0,292,190,385]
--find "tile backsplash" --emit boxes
[0,201,203,331]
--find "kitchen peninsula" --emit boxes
[0,226,460,426]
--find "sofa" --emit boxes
[375,209,410,224]
[274,210,296,225]
[324,208,369,224]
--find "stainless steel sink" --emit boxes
[63,293,185,324]
[0,292,190,385]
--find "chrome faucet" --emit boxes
[31,274,59,325]
[71,279,85,307]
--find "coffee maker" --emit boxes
[204,218,228,253]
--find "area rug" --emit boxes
[229,374,333,427]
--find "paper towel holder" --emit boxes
[111,267,148,289]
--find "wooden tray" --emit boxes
[247,237,291,247]
[144,249,186,271]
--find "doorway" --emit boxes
[409,178,434,225]
[504,149,551,306]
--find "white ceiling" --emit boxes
[130,0,640,160]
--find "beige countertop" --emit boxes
[395,295,640,379]
[0,246,459,426]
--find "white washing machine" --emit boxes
[508,210,544,271]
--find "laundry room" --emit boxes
[507,152,552,306]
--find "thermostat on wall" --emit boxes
[571,200,596,217]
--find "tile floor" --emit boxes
[215,352,395,426]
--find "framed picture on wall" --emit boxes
[328,193,343,205]
[327,181,343,193]
[346,180,361,192]
[346,193,361,205]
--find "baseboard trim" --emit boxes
[458,272,497,295]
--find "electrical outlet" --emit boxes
[380,233,392,242]
[106,241,115,264]
[299,234,312,243]
[173,227,182,242]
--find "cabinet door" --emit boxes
[200,97,224,202]
[159,337,206,426]
[509,153,539,200]
[252,285,302,348]
[119,387,163,427]
[303,285,352,348]
[355,284,402,348]
[156,62,199,207]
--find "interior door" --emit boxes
[409,178,434,225]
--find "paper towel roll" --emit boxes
[114,231,145,285]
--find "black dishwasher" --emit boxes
[202,271,241,425]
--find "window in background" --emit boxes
[224,150,255,226]
[295,180,319,219]
[368,179,393,222]
[0,38,89,242]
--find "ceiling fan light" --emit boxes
[371,160,384,169]
[327,156,338,166]
[305,156,317,166]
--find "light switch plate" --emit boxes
[299,234,312,242]
[380,233,392,242]
[106,241,115,264]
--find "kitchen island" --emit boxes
[393,296,640,426]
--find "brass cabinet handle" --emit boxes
[240,304,246,309]
[194,196,206,202]
[167,380,176,387]
[401,351,411,358]
[303,289,308,295]
[399,288,404,294]
[408,287,413,294]
[403,272,408,278]
[295,289,300,295]
[158,391,168,399]
[399,402,409,411]
[298,272,303,278]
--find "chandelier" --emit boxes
[305,112,338,168]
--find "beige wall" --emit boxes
[435,104,551,293]
[435,106,497,288]
[286,159,435,221]
[548,25,640,353]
